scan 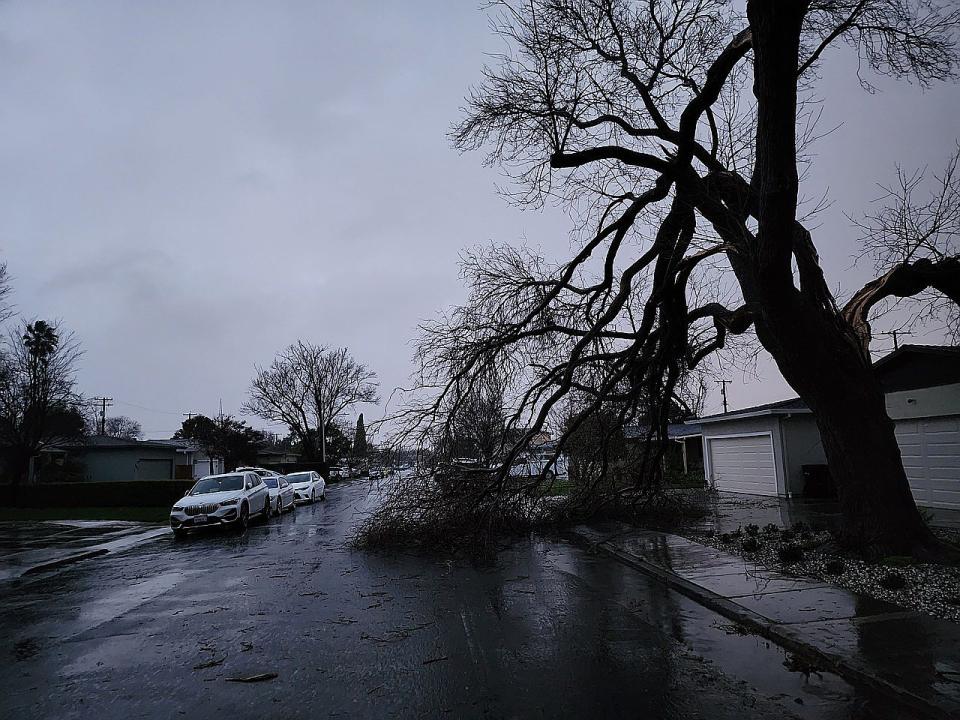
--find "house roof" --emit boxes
[692,344,960,425]
[872,344,960,392]
[692,397,810,425]
[623,423,703,440]
[69,435,193,451]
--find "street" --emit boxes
[1,480,884,719]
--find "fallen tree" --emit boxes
[366,0,960,559]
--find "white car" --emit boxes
[285,470,326,503]
[262,474,296,515]
[509,453,569,480]
[170,471,270,538]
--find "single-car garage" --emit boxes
[693,345,960,509]
[707,434,778,496]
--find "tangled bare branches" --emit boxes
[361,0,960,554]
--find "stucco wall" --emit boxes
[885,382,960,421]
[80,448,178,482]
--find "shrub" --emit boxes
[881,555,913,568]
[719,532,735,544]
[744,523,760,537]
[792,521,810,534]
[878,572,907,590]
[763,523,780,535]
[777,544,805,563]
[741,537,761,552]
[824,559,845,575]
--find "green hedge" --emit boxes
[8,480,195,508]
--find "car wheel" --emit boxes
[321,491,326,501]
[544,469,556,482]
[237,503,249,532]
[311,489,316,503]
[263,499,272,519]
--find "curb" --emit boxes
[572,533,956,720]
[21,548,109,575]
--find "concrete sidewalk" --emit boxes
[569,523,960,720]
[0,521,169,581]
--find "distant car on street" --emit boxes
[509,453,569,481]
[170,471,270,538]
[285,470,326,503]
[262,474,296,515]
[329,466,348,479]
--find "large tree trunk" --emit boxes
[755,298,947,559]
[743,1,952,560]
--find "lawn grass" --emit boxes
[0,506,169,523]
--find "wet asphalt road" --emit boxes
[1,480,884,719]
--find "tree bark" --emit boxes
[755,301,944,558]
[744,0,951,559]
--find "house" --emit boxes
[148,439,224,479]
[255,447,300,470]
[692,345,960,510]
[624,423,704,475]
[53,436,223,482]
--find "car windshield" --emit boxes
[191,474,244,495]
[264,477,279,488]
[286,473,310,483]
[254,470,271,477]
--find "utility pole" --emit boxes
[90,397,113,435]
[182,412,196,421]
[877,330,911,351]
[716,380,731,414]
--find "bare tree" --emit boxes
[382,0,959,558]
[243,342,379,463]
[0,320,84,486]
[0,264,12,326]
[104,415,144,441]
[847,144,960,343]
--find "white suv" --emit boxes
[170,471,270,538]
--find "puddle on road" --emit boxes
[69,571,187,640]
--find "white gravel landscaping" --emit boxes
[688,524,960,624]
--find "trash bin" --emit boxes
[802,464,836,498]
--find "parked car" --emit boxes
[262,474,296,515]
[329,466,348,479]
[170,471,270,538]
[509,453,569,480]
[285,470,326,503]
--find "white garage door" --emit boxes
[895,416,960,510]
[708,434,778,496]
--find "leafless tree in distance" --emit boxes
[103,415,144,441]
[244,342,379,463]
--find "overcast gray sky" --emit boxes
[2,1,958,439]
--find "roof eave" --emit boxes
[694,407,813,425]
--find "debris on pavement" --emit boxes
[225,672,278,683]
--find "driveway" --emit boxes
[1,481,889,719]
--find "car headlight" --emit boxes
[171,506,183,512]
[219,499,239,507]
